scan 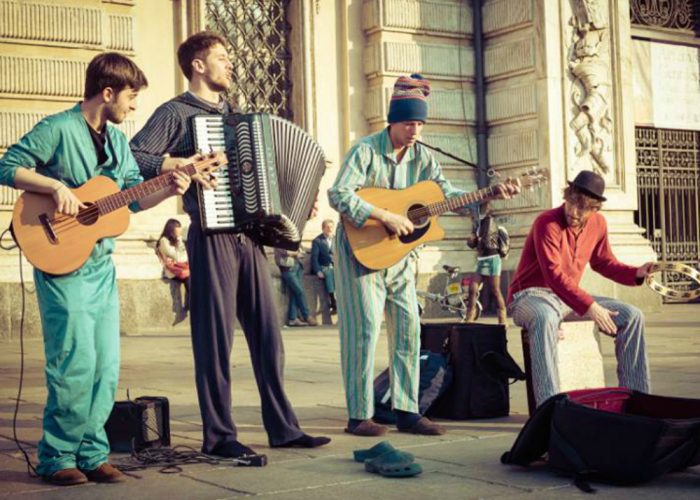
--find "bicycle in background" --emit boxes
[416,264,482,321]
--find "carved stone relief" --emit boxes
[567,0,614,174]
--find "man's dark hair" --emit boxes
[84,52,148,99]
[177,31,227,80]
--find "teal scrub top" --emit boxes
[0,103,145,255]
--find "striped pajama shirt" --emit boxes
[328,128,473,419]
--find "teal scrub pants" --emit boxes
[34,245,120,476]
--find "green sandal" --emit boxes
[364,450,422,478]
[353,441,414,463]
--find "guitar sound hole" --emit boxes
[399,203,430,244]
[76,202,99,226]
[408,203,429,227]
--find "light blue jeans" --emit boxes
[509,287,650,406]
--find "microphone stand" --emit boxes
[416,140,495,178]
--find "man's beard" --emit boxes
[205,74,230,93]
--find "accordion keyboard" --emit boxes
[193,115,237,230]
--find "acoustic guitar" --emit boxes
[11,156,224,275]
[343,168,548,270]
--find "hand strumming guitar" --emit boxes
[374,207,414,236]
[52,182,86,216]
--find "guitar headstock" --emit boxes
[518,167,549,190]
[192,152,228,173]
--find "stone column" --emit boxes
[481,0,658,309]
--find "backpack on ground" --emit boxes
[373,350,453,424]
[501,387,700,492]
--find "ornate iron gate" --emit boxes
[205,0,293,119]
[635,127,700,301]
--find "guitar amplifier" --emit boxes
[105,396,170,453]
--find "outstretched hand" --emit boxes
[636,262,656,279]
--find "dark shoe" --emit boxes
[83,463,126,483]
[206,440,257,458]
[344,419,388,436]
[272,433,331,448]
[42,468,88,486]
[397,416,446,436]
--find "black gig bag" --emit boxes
[421,322,525,419]
[502,388,700,491]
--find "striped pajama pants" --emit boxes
[334,228,420,419]
[508,287,651,406]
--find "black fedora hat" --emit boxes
[568,170,606,201]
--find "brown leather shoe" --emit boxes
[83,463,126,483]
[42,468,88,486]
[344,419,388,436]
[304,315,318,326]
[398,417,446,436]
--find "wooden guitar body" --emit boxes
[12,176,129,275]
[343,180,446,270]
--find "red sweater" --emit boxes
[507,205,641,315]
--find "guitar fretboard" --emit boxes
[95,163,197,215]
[408,185,496,221]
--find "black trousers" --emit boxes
[187,223,303,450]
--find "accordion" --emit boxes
[192,113,326,250]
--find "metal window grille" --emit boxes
[635,127,700,301]
[206,0,293,119]
[630,0,698,32]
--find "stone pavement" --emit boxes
[0,304,698,499]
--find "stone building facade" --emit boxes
[0,0,697,339]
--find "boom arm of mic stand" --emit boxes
[416,140,495,178]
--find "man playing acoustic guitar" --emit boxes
[328,74,521,436]
[0,53,190,486]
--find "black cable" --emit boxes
[114,445,266,476]
[0,226,17,250]
[12,247,38,477]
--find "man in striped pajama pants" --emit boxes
[507,170,656,407]
[329,74,520,436]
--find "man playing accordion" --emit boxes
[130,31,329,459]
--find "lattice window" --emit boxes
[635,126,700,300]
[630,0,699,33]
[206,0,293,119]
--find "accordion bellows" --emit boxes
[193,113,327,249]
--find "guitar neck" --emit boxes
[410,185,496,220]
[96,164,196,214]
